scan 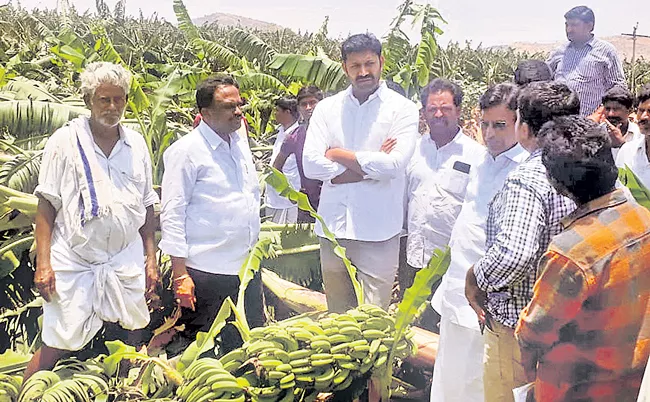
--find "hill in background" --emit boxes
[193,12,284,32]
[507,36,650,61]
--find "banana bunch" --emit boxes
[177,358,246,402]
[17,369,108,402]
[218,304,415,401]
[0,374,22,402]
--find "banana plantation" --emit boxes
[0,0,649,400]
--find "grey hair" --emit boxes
[80,62,132,101]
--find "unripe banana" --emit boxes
[267,370,287,380]
[289,358,310,368]
[258,359,284,369]
[288,349,312,360]
[362,329,385,340]
[332,368,350,385]
[275,363,293,372]
[310,340,331,352]
[330,342,350,354]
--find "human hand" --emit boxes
[588,106,605,123]
[602,118,626,147]
[34,262,56,302]
[145,255,161,310]
[464,267,487,325]
[173,274,196,311]
[380,138,397,154]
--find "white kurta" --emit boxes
[405,130,486,268]
[35,117,159,351]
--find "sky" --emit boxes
[16,0,646,47]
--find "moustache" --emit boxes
[356,76,373,81]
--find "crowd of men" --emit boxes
[23,3,649,402]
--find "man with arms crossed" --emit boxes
[430,83,529,402]
[26,62,159,379]
[303,33,419,312]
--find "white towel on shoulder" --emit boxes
[66,117,112,226]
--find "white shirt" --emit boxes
[266,121,301,209]
[159,120,260,275]
[612,121,643,160]
[406,129,486,268]
[35,118,159,350]
[431,144,529,330]
[616,134,650,188]
[303,82,419,241]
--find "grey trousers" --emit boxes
[319,235,400,313]
[266,206,298,224]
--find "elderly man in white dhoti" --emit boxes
[23,62,160,380]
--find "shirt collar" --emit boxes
[424,127,464,150]
[570,35,596,49]
[197,120,239,151]
[493,143,528,163]
[284,121,300,135]
[345,81,388,105]
[561,189,628,228]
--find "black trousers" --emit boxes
[178,267,264,354]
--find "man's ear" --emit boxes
[83,93,92,108]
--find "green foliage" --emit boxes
[619,165,650,209]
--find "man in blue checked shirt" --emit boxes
[547,6,627,116]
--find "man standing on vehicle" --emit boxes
[303,33,419,312]
[547,5,626,116]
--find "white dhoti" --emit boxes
[430,314,485,402]
[42,237,149,351]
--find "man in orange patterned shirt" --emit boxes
[515,115,650,402]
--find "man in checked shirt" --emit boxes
[465,82,580,402]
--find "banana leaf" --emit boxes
[0,100,88,139]
[381,246,450,400]
[265,167,364,306]
[176,297,248,373]
[3,78,61,102]
[0,152,42,194]
[236,237,274,332]
[268,54,348,92]
[619,165,650,209]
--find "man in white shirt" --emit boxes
[160,74,263,351]
[616,85,650,188]
[404,78,485,290]
[590,86,643,159]
[430,83,529,402]
[303,33,419,312]
[26,62,159,380]
[266,97,301,223]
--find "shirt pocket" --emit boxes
[117,158,146,206]
[438,169,471,199]
[576,56,603,83]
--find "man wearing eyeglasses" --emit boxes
[160,74,264,354]
[404,79,484,292]
[465,82,579,402]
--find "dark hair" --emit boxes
[341,33,382,62]
[420,78,463,107]
[602,86,634,109]
[386,80,407,97]
[479,82,519,112]
[297,85,324,103]
[564,5,595,27]
[638,84,650,106]
[541,115,616,204]
[514,60,552,87]
[275,96,299,119]
[517,81,580,136]
[196,74,239,111]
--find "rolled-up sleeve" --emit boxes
[355,103,418,181]
[302,103,346,181]
[158,145,196,258]
[34,130,66,211]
